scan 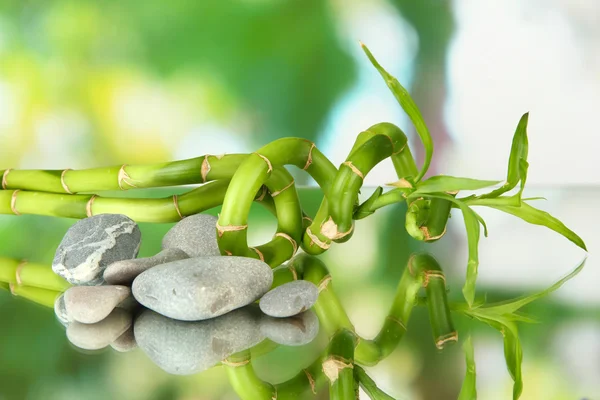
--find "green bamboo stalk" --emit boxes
[408,253,457,349]
[9,284,59,308]
[1,154,249,193]
[0,257,70,292]
[276,356,327,399]
[224,350,276,400]
[0,282,9,291]
[217,138,338,261]
[324,123,408,243]
[324,328,358,400]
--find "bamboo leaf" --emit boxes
[471,199,587,251]
[481,258,586,315]
[354,365,396,400]
[458,336,477,400]
[464,314,523,399]
[354,187,384,220]
[479,113,529,199]
[418,193,481,306]
[361,42,433,182]
[416,176,500,194]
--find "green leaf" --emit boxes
[418,193,481,306]
[481,258,586,315]
[354,365,396,400]
[416,176,500,194]
[458,336,477,400]
[361,42,433,183]
[354,186,384,220]
[470,198,587,251]
[479,113,529,200]
[464,314,523,399]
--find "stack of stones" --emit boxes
[52,213,320,373]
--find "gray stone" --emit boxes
[52,214,141,285]
[132,256,273,321]
[67,308,132,350]
[64,285,131,324]
[54,293,71,326]
[134,305,264,375]
[110,325,137,352]
[104,248,189,285]
[161,213,220,257]
[259,280,319,318]
[259,310,320,346]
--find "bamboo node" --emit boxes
[275,232,297,254]
[215,222,248,238]
[393,142,407,155]
[303,143,315,170]
[435,332,458,349]
[321,217,353,240]
[288,265,298,280]
[86,195,98,217]
[117,164,138,190]
[302,216,313,224]
[423,271,446,288]
[322,356,353,383]
[1,168,11,190]
[9,282,16,295]
[342,161,364,180]
[386,315,407,331]
[304,369,316,394]
[318,275,332,292]
[254,153,273,173]
[251,247,265,262]
[221,358,250,367]
[255,186,268,202]
[305,227,331,250]
[172,195,183,220]
[10,190,20,215]
[201,156,211,183]
[270,179,295,197]
[60,169,74,194]
[224,250,233,256]
[420,226,447,242]
[15,260,28,286]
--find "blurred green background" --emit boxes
[0,1,598,399]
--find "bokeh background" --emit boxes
[0,0,598,399]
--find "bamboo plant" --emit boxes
[0,43,587,399]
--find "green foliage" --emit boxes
[415,176,500,194]
[354,365,395,400]
[361,43,433,182]
[457,336,477,400]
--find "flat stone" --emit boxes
[161,214,220,257]
[52,214,141,285]
[134,305,264,375]
[132,256,273,321]
[67,308,132,350]
[259,280,319,318]
[260,310,320,346]
[110,325,137,352]
[104,248,189,285]
[54,293,71,326]
[64,285,131,324]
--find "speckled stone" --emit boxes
[259,280,319,318]
[52,214,141,286]
[67,308,132,350]
[161,213,220,257]
[259,310,320,346]
[110,326,137,352]
[132,256,273,321]
[54,293,71,326]
[134,305,264,375]
[64,285,131,324]
[103,248,189,285]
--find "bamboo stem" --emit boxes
[0,257,70,292]
[224,350,276,400]
[324,328,357,400]
[8,284,60,308]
